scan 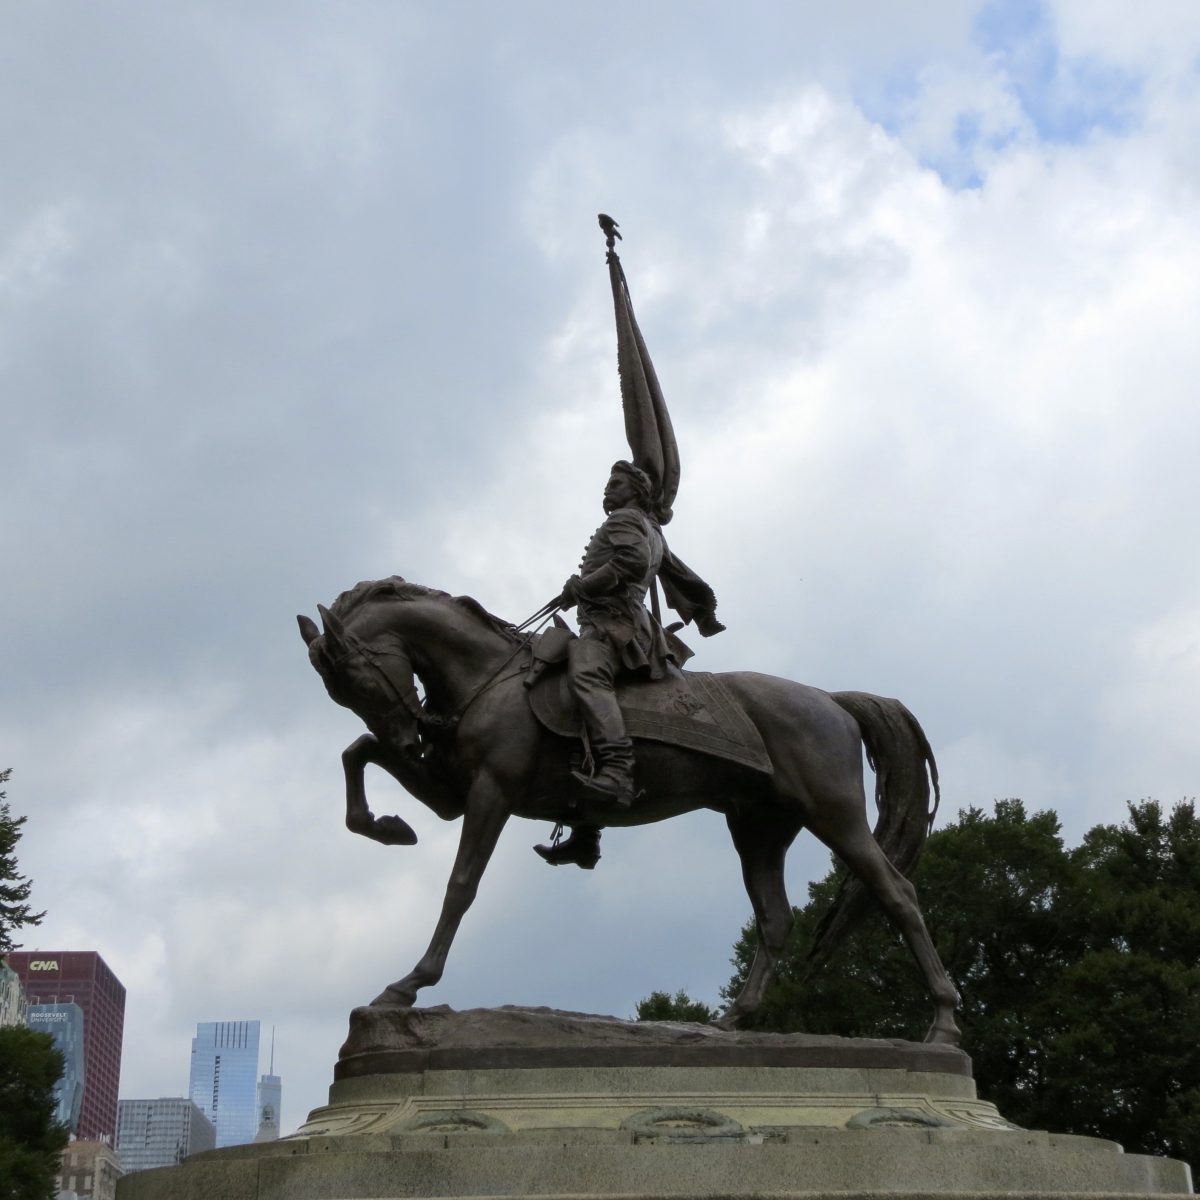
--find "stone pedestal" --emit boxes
[116,1006,1193,1199]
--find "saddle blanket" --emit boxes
[528,667,773,776]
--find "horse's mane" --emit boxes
[327,576,522,644]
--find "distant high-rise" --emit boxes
[254,1026,282,1141]
[0,959,27,1027]
[188,1020,261,1147]
[28,1002,87,1133]
[117,1098,216,1173]
[254,1073,282,1141]
[7,950,126,1140]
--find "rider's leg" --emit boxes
[567,633,634,805]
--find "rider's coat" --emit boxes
[574,505,677,679]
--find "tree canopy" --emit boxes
[0,768,65,1200]
[0,769,45,954]
[642,799,1200,1169]
[0,1025,69,1200]
[635,989,718,1023]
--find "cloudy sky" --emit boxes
[4,1,1199,1135]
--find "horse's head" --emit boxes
[297,603,424,757]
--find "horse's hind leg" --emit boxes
[819,821,960,1045]
[714,810,801,1031]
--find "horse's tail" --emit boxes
[804,690,940,975]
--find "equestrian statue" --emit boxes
[297,216,961,1044]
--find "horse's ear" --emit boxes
[318,604,348,646]
[297,614,320,646]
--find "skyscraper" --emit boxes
[254,1026,282,1141]
[116,1098,216,1173]
[254,1073,282,1141]
[7,950,126,1140]
[0,959,27,1027]
[188,1020,261,1147]
[28,1002,87,1133]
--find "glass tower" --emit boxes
[255,1073,282,1140]
[0,959,28,1027]
[28,1002,87,1132]
[188,1020,261,1148]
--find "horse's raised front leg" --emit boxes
[370,772,509,1008]
[342,734,419,846]
[713,811,800,1030]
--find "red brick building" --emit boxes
[8,951,126,1141]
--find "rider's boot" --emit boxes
[571,738,635,808]
[534,825,602,869]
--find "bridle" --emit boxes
[317,598,560,737]
[318,606,427,731]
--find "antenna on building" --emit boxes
[269,1025,275,1074]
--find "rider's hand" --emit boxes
[559,575,581,609]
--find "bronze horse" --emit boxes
[298,576,960,1043]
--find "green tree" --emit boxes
[1036,801,1200,1161]
[636,989,717,1023]
[0,770,45,953]
[0,768,65,1200]
[715,799,1199,1167]
[0,1025,68,1200]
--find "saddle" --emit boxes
[524,623,772,775]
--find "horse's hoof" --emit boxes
[374,815,418,846]
[923,1022,962,1046]
[369,984,417,1008]
[347,813,418,846]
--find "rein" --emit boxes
[326,595,562,734]
[445,601,560,725]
